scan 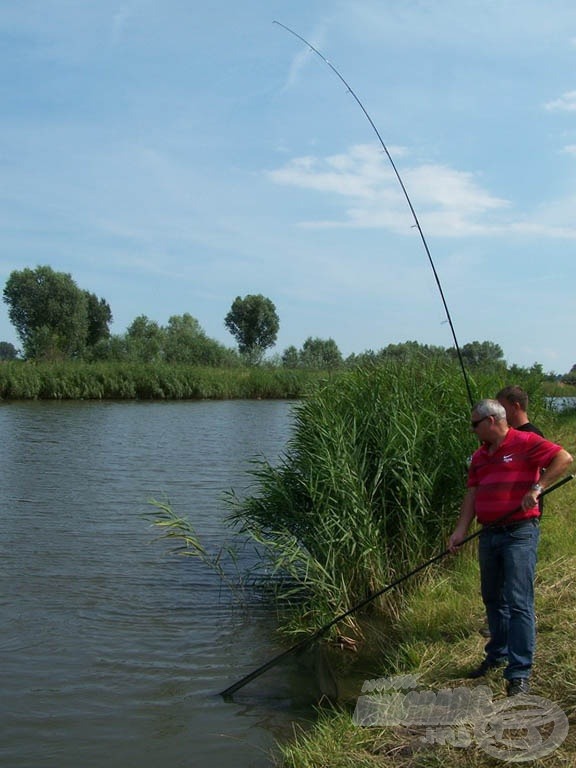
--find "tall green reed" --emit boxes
[229,361,501,635]
[0,361,324,400]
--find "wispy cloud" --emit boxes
[544,90,576,111]
[269,144,399,198]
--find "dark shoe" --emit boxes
[478,620,491,638]
[466,657,506,679]
[507,678,530,696]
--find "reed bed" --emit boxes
[0,361,325,400]
[229,361,508,636]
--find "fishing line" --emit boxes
[273,20,474,406]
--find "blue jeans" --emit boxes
[478,519,540,680]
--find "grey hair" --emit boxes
[473,399,507,421]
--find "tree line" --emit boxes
[1,265,280,366]
[1,265,572,379]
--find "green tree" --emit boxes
[450,340,505,370]
[381,340,448,363]
[86,334,129,362]
[164,313,205,363]
[125,315,165,362]
[3,266,89,359]
[163,313,237,365]
[346,342,448,368]
[345,349,378,367]
[0,341,19,360]
[84,291,113,348]
[563,364,576,386]
[299,337,343,370]
[224,294,279,364]
[507,362,546,380]
[281,345,300,368]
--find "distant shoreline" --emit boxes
[0,360,330,401]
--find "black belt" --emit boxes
[484,518,539,533]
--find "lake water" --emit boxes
[548,396,576,412]
[0,400,322,768]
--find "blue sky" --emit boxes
[1,0,575,372]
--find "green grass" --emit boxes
[0,360,328,400]
[276,418,576,768]
[228,361,509,637]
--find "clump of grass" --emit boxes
[279,708,383,768]
[228,361,506,636]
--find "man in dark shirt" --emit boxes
[497,385,543,437]
[497,385,545,513]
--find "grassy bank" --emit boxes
[277,417,576,768]
[0,360,329,400]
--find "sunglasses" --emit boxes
[471,415,491,429]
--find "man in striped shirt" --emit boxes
[448,399,572,696]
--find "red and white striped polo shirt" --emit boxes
[467,428,562,525]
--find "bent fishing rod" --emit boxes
[273,21,474,407]
[219,473,574,697]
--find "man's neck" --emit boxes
[511,414,529,428]
[487,426,510,453]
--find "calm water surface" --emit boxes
[0,400,318,768]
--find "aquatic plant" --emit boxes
[147,499,246,598]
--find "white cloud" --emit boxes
[267,143,576,240]
[267,144,510,237]
[404,164,508,213]
[562,144,576,155]
[269,145,395,198]
[545,90,576,111]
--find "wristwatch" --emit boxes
[531,483,544,493]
